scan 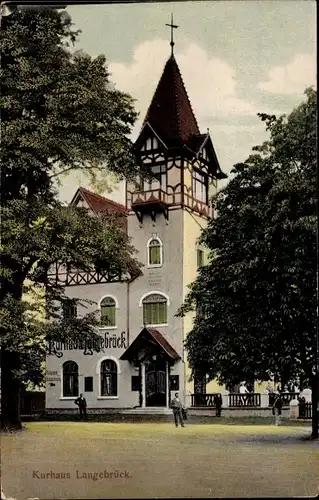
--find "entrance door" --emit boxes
[145,358,167,407]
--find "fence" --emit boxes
[191,393,217,407]
[20,391,45,416]
[268,392,299,407]
[191,392,300,408]
[229,393,261,407]
[298,402,312,420]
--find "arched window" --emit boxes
[147,237,163,267]
[100,359,118,396]
[142,293,168,326]
[100,296,117,327]
[62,361,79,397]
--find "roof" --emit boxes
[141,55,200,147]
[120,327,180,361]
[75,187,128,215]
[187,133,208,153]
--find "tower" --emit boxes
[125,18,226,396]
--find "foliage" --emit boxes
[179,88,317,389]
[0,8,143,428]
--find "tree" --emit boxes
[0,8,144,430]
[179,88,317,437]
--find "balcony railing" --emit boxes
[191,393,218,407]
[130,189,169,207]
[228,393,261,407]
[190,392,306,409]
[268,392,299,407]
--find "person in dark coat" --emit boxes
[75,394,87,420]
[272,393,283,425]
[214,393,222,417]
[170,392,185,427]
[298,396,306,418]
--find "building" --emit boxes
[45,38,226,413]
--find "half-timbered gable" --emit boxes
[126,54,226,221]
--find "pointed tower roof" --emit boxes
[142,55,200,146]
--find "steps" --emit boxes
[122,407,172,415]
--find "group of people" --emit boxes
[73,392,222,426]
[74,389,284,426]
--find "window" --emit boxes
[193,169,208,204]
[62,361,79,397]
[142,293,168,326]
[147,237,163,267]
[143,165,167,192]
[169,375,179,391]
[100,296,117,327]
[131,376,141,392]
[84,377,93,392]
[63,299,77,319]
[197,249,204,268]
[100,359,118,397]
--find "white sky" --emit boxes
[59,1,316,204]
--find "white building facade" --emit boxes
[45,50,226,412]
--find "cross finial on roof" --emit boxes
[166,13,178,56]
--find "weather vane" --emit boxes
[166,13,178,56]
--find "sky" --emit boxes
[59,1,316,204]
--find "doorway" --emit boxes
[145,357,167,407]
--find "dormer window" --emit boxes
[193,169,208,204]
[147,236,163,267]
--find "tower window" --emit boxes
[142,293,168,326]
[62,361,79,398]
[100,359,118,397]
[143,165,167,192]
[147,237,163,267]
[193,169,208,204]
[100,296,117,327]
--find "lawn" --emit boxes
[1,421,318,499]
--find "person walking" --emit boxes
[170,392,185,428]
[75,393,88,420]
[272,393,283,426]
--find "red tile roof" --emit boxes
[70,187,128,233]
[142,55,200,146]
[147,328,180,360]
[77,187,128,215]
[120,327,180,361]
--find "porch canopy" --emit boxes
[120,327,180,363]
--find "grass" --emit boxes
[1,421,318,499]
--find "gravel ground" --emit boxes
[1,422,318,499]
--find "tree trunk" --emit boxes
[311,374,318,439]
[1,349,22,431]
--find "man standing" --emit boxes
[272,393,283,426]
[170,392,185,428]
[75,393,88,420]
[214,393,222,417]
